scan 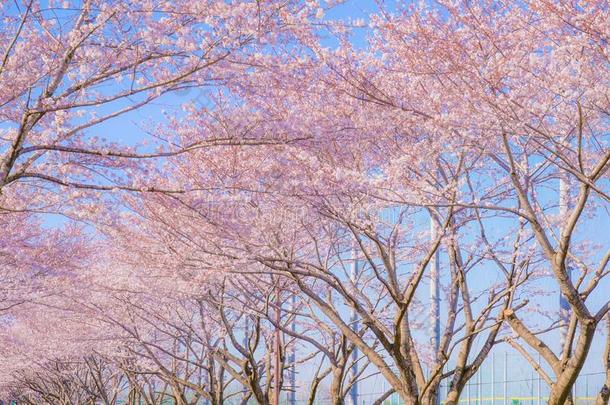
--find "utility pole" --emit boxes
[430,214,441,405]
[537,353,541,405]
[288,294,297,405]
[243,316,250,402]
[477,370,482,405]
[274,282,281,405]
[348,242,360,405]
[559,173,572,350]
[491,353,495,405]
[503,352,507,405]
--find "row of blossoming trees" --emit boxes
[0,1,608,404]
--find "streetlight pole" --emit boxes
[274,282,282,405]
[558,174,572,350]
[429,215,441,405]
[348,242,360,405]
[288,294,297,405]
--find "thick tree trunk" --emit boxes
[420,385,440,405]
[395,388,421,405]
[329,367,345,405]
[595,316,610,405]
[548,321,596,404]
[563,394,575,405]
[444,388,462,405]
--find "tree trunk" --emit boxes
[444,388,462,405]
[595,386,610,405]
[420,383,440,405]
[395,388,420,405]
[548,321,596,404]
[595,316,610,405]
[330,367,345,405]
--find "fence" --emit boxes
[352,350,607,405]
[216,350,606,404]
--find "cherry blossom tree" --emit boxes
[0,2,607,405]
[311,1,609,403]
[113,1,608,403]
[0,4,321,401]
[0,0,321,344]
[0,0,317,196]
[104,105,529,405]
